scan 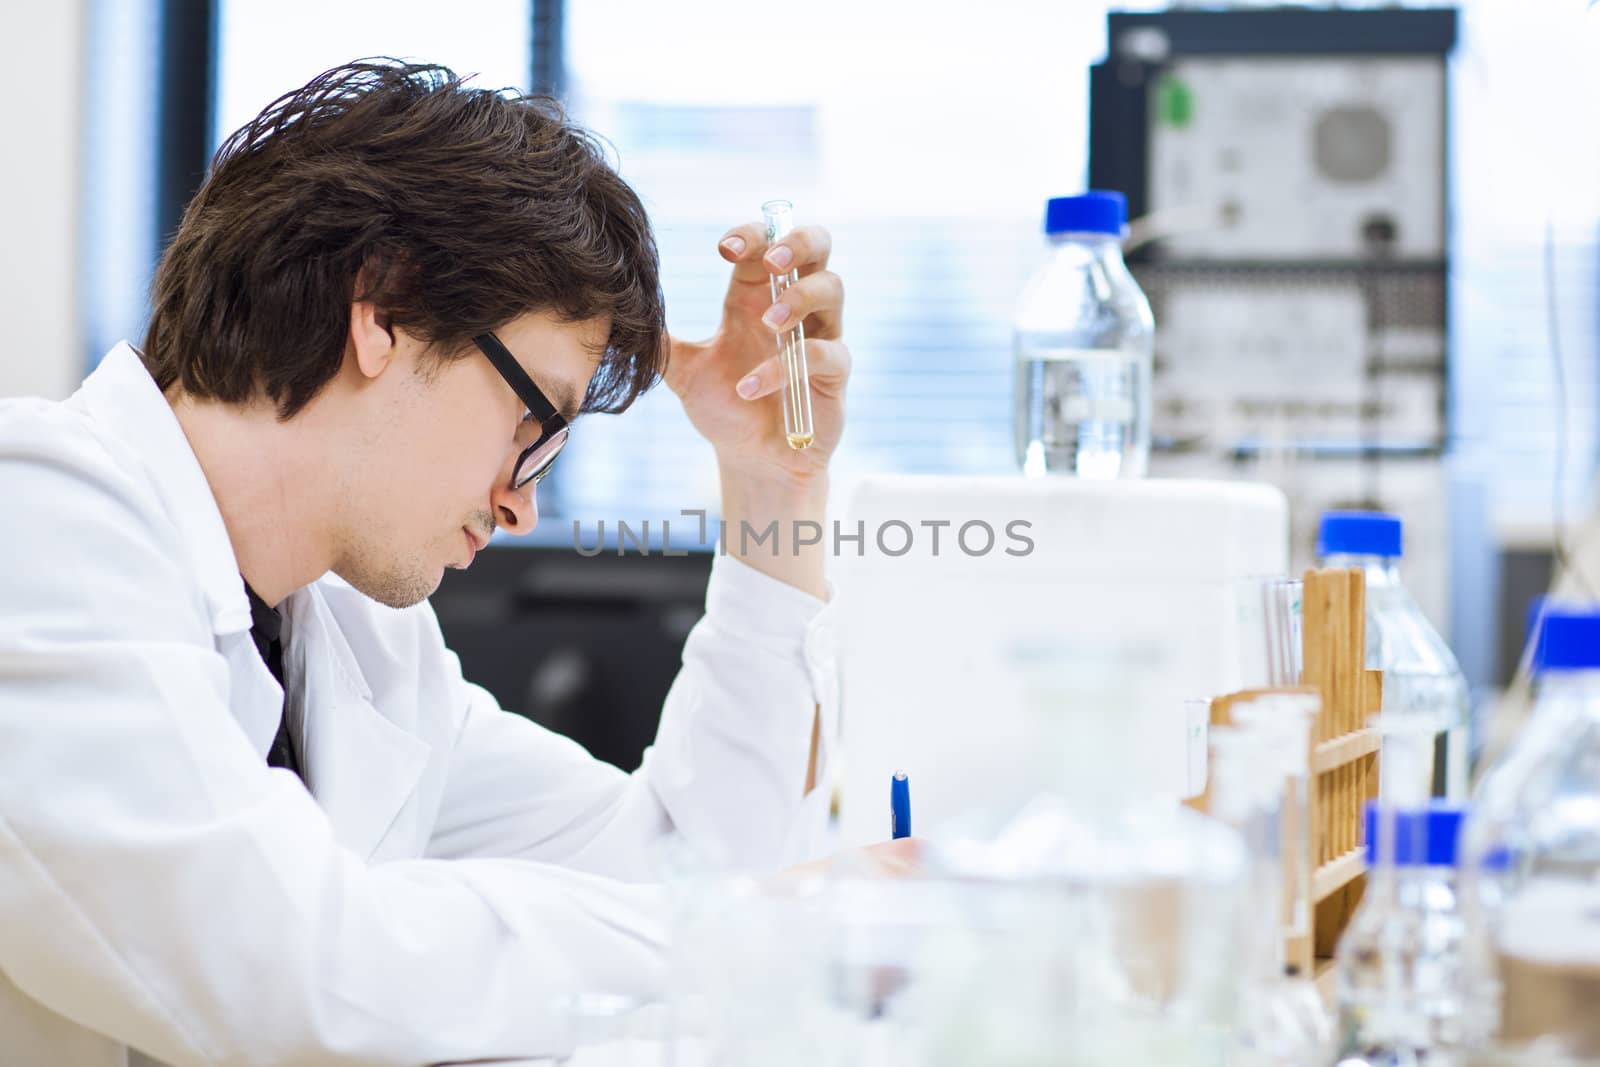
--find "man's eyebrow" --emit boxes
[553,382,582,424]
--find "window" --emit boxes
[213,0,530,146]
[1446,0,1600,533]
[548,0,1118,535]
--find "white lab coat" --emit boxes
[0,343,839,1066]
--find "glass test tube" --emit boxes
[760,199,815,450]
[1208,726,1282,978]
[1235,694,1318,946]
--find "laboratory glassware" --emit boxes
[1013,190,1154,479]
[1235,576,1306,691]
[1334,800,1469,1067]
[922,635,1251,1066]
[1211,720,1332,1067]
[760,199,815,451]
[1457,608,1600,1063]
[926,796,1251,1067]
[1232,693,1319,952]
[1318,511,1470,799]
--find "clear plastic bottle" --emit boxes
[1013,190,1154,480]
[1335,800,1469,1067]
[1457,609,1600,1063]
[1317,511,1470,800]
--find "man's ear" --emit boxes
[349,299,397,381]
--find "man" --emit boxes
[0,60,900,1065]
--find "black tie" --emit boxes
[243,582,303,782]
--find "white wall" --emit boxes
[0,2,85,400]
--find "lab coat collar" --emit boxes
[283,586,431,859]
[75,343,253,636]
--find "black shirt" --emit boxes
[243,582,303,782]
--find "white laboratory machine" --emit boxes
[833,475,1288,846]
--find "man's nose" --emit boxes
[491,478,538,535]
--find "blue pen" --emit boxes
[890,770,911,839]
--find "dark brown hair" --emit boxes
[144,59,666,419]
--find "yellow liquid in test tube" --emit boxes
[762,199,814,450]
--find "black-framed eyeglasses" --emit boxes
[473,332,571,491]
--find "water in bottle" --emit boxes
[1014,191,1154,479]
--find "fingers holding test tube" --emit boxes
[760,269,844,342]
[714,216,843,347]
[734,336,851,404]
[717,220,836,325]
[670,211,848,472]
[713,206,841,451]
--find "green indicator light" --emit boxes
[1156,76,1193,128]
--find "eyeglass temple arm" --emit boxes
[473,332,563,425]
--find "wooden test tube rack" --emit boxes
[1299,566,1382,989]
[1192,567,1381,994]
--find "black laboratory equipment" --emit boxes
[1089,6,1463,637]
[1090,6,1457,464]
[430,539,713,772]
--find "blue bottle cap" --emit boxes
[1532,608,1600,673]
[1045,191,1127,236]
[1364,800,1466,867]
[1317,510,1403,559]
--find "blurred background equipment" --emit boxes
[431,542,712,772]
[1091,7,1455,457]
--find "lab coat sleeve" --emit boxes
[424,552,839,879]
[0,418,668,1066]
